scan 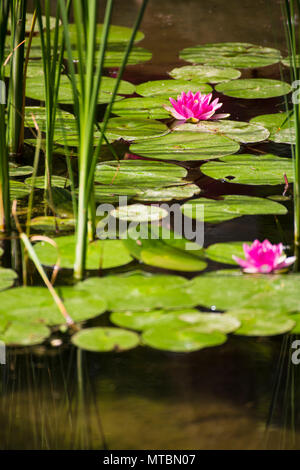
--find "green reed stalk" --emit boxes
[7,0,27,155]
[283,0,300,269]
[59,0,148,280]
[34,0,69,191]
[0,1,10,232]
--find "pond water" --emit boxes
[1,0,300,450]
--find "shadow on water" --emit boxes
[1,0,299,449]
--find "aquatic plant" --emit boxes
[283,0,300,269]
[165,91,227,122]
[0,1,10,232]
[58,0,148,279]
[232,239,295,273]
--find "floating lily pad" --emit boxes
[136,79,212,97]
[110,309,240,333]
[0,321,50,346]
[189,272,300,314]
[30,216,75,232]
[179,42,281,68]
[95,160,187,187]
[72,327,140,352]
[26,75,134,104]
[9,164,34,177]
[34,235,132,270]
[282,55,300,68]
[205,241,249,265]
[103,117,169,142]
[250,112,295,144]
[111,97,171,119]
[0,268,18,291]
[181,195,287,223]
[68,23,145,45]
[230,309,295,336]
[0,285,107,326]
[25,175,71,189]
[168,65,241,83]
[134,184,201,202]
[215,79,291,99]
[10,180,30,199]
[5,59,44,78]
[123,224,206,272]
[291,313,300,334]
[201,154,294,185]
[173,120,269,144]
[142,327,227,352]
[101,45,152,68]
[111,204,168,222]
[130,132,240,161]
[77,272,197,311]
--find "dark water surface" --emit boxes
[1,0,299,450]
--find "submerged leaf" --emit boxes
[130,132,240,161]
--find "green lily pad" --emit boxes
[77,272,197,311]
[111,97,171,119]
[25,75,134,104]
[9,164,34,177]
[46,187,74,218]
[0,268,18,291]
[68,23,145,45]
[30,216,75,232]
[250,112,295,144]
[34,235,132,270]
[72,327,140,352]
[10,180,30,199]
[0,285,107,326]
[136,80,212,97]
[173,120,269,144]
[130,132,240,161]
[181,195,287,223]
[101,45,152,68]
[189,272,300,314]
[205,241,249,265]
[25,175,71,189]
[111,309,240,333]
[201,154,294,185]
[95,160,187,187]
[123,224,206,272]
[179,42,281,68]
[168,65,241,83]
[104,117,169,142]
[4,59,44,78]
[7,13,57,34]
[111,204,168,222]
[230,309,295,336]
[215,79,291,99]
[142,327,227,352]
[290,313,300,334]
[134,184,201,202]
[0,321,50,346]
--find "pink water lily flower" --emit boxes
[232,239,296,274]
[164,90,228,122]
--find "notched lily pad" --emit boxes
[250,112,295,144]
[34,235,132,270]
[173,120,269,144]
[135,79,212,97]
[205,241,250,265]
[111,204,168,222]
[104,117,169,142]
[230,309,295,336]
[181,195,287,224]
[111,97,170,119]
[130,131,240,161]
[179,42,281,68]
